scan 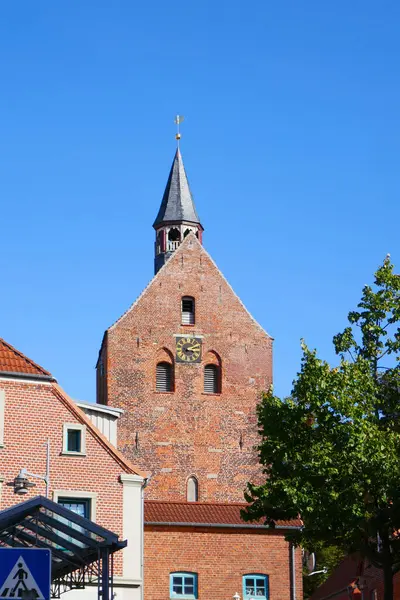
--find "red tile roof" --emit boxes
[0,338,53,378]
[144,500,302,529]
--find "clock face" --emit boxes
[176,337,202,363]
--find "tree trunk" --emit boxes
[383,561,393,600]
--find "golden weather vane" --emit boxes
[174,114,184,146]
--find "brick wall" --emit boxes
[144,525,303,600]
[101,235,273,502]
[0,378,125,574]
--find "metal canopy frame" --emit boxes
[0,496,127,599]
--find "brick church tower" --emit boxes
[96,143,302,600]
[96,146,272,502]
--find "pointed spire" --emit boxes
[153,148,202,228]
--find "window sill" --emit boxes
[180,324,195,327]
[60,451,87,457]
[154,391,175,394]
[202,392,221,396]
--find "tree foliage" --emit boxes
[242,257,400,600]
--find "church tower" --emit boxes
[96,140,273,502]
[153,148,203,274]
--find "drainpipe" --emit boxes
[141,476,151,600]
[290,543,296,600]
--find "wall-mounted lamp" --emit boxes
[6,440,50,497]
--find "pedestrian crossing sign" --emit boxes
[0,549,51,600]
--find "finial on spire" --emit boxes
[174,114,184,146]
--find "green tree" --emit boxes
[242,257,400,600]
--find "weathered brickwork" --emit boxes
[144,526,303,600]
[100,234,273,502]
[0,378,130,575]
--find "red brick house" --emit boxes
[310,555,400,600]
[96,147,303,600]
[0,337,146,600]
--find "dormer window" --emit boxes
[182,297,195,325]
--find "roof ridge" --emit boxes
[0,337,52,377]
[52,383,148,479]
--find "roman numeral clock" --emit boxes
[176,337,202,363]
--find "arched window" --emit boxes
[168,228,181,241]
[156,362,173,392]
[187,476,198,502]
[184,228,192,238]
[181,296,195,325]
[204,364,220,394]
[243,574,269,600]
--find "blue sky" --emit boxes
[0,1,399,401]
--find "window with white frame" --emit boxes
[53,490,97,547]
[181,297,195,325]
[62,423,86,455]
[243,574,269,599]
[170,572,198,599]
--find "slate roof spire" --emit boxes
[153,148,202,228]
[153,146,204,274]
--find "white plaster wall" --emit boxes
[120,474,144,583]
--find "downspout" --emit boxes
[290,543,296,600]
[141,476,151,600]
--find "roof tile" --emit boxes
[0,338,52,378]
[144,500,302,528]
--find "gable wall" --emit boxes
[0,378,125,575]
[104,237,273,501]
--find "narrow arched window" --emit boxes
[168,228,181,241]
[187,476,198,502]
[181,296,195,325]
[156,362,173,392]
[204,364,220,394]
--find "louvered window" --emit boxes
[181,297,195,325]
[156,362,173,392]
[204,364,220,394]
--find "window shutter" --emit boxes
[204,364,219,393]
[182,297,195,325]
[156,362,172,392]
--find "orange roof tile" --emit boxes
[0,338,52,378]
[144,500,302,529]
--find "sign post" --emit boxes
[0,548,51,600]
